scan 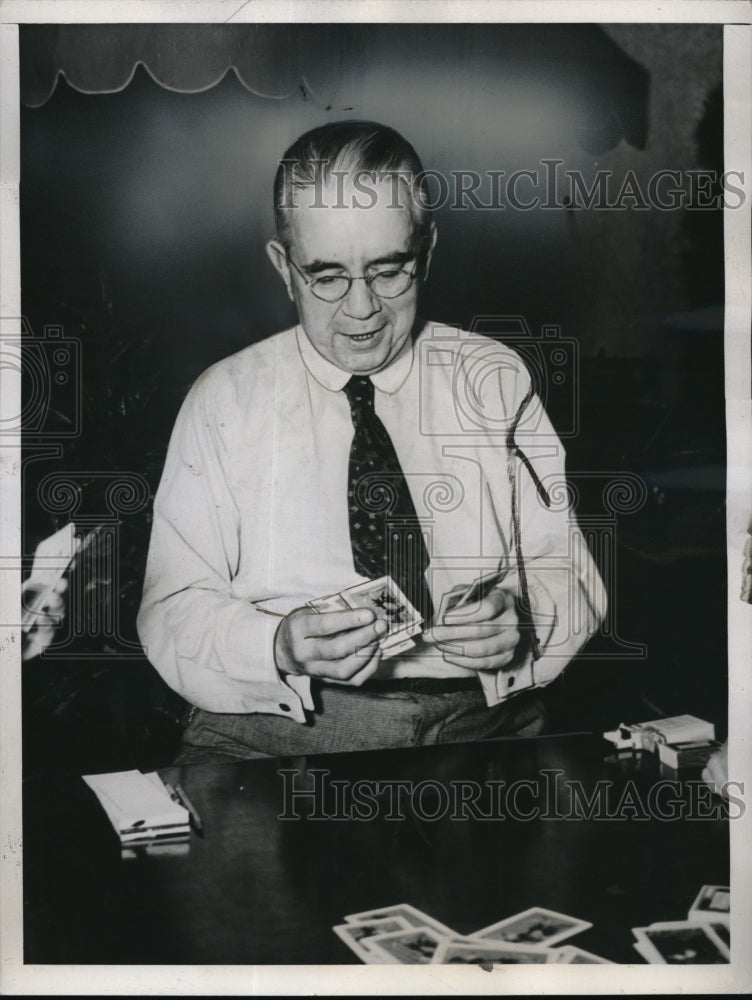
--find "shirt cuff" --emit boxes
[476,579,558,706]
[213,601,314,719]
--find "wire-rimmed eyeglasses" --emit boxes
[287,254,418,303]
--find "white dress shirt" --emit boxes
[137,321,607,722]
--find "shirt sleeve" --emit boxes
[477,348,608,707]
[136,372,313,721]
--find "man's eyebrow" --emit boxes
[367,251,415,267]
[301,251,414,274]
[302,258,345,274]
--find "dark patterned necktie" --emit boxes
[343,375,434,624]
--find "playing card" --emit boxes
[344,902,455,938]
[364,926,445,964]
[633,941,652,962]
[22,523,82,631]
[436,586,467,625]
[552,945,614,964]
[437,568,507,624]
[471,907,592,947]
[432,939,553,964]
[709,922,730,948]
[380,636,417,659]
[688,885,730,926]
[307,593,350,614]
[632,921,729,963]
[332,916,411,963]
[340,577,422,640]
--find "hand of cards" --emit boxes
[306,568,508,658]
[332,903,609,964]
[307,576,423,658]
[436,567,507,625]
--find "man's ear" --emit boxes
[266,239,294,302]
[423,223,438,280]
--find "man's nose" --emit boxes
[341,277,381,320]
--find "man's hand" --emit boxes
[701,741,729,800]
[22,577,68,662]
[426,586,520,671]
[275,607,387,685]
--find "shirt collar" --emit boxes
[295,324,415,395]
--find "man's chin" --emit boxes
[337,342,391,374]
[338,330,412,375]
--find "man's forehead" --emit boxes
[287,175,416,263]
[292,172,414,210]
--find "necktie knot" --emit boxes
[343,375,375,414]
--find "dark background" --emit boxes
[19,23,727,775]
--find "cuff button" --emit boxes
[279,703,291,712]
[507,676,515,687]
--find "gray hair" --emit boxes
[273,120,433,268]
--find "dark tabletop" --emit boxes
[23,733,729,964]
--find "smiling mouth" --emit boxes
[341,325,386,344]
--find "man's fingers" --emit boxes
[438,632,520,660]
[431,615,516,644]
[44,592,66,618]
[304,608,376,637]
[278,606,390,677]
[312,642,382,681]
[308,619,387,660]
[334,647,383,687]
[441,648,517,671]
[443,588,512,625]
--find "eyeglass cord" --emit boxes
[505,380,552,671]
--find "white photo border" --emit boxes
[1,2,750,995]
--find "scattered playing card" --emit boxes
[632,921,729,963]
[688,885,730,926]
[472,907,592,947]
[338,901,610,965]
[432,939,553,964]
[344,903,455,939]
[633,940,653,962]
[552,945,614,964]
[709,922,730,948]
[333,916,411,963]
[365,926,445,964]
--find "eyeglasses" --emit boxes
[287,254,418,303]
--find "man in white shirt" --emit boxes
[137,121,607,762]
